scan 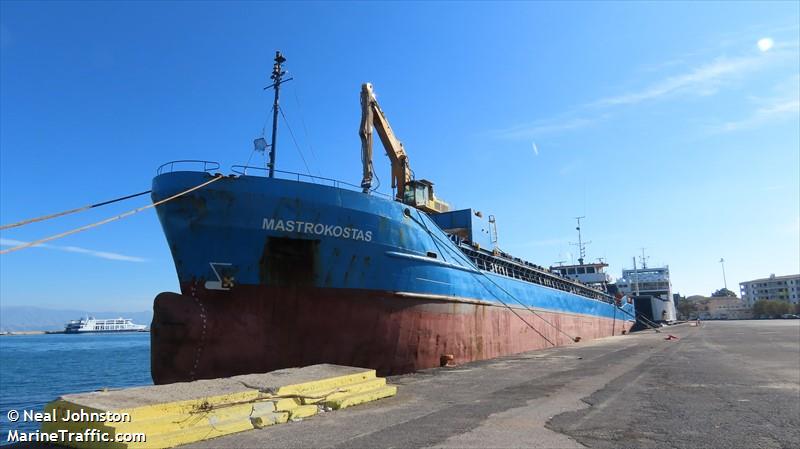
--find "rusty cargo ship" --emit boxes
[149,53,635,384]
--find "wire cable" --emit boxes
[0,190,152,231]
[1,175,223,255]
[475,281,557,346]
[291,85,322,170]
[278,106,314,178]
[406,210,575,344]
[476,271,582,343]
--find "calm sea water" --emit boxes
[0,332,151,440]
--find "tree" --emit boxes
[753,300,792,318]
[711,288,737,298]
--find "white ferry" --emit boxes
[64,317,147,333]
[616,265,677,323]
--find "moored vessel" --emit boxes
[149,52,636,384]
[616,261,678,323]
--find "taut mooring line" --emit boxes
[0,190,152,231]
[1,175,223,255]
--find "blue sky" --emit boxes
[1,1,798,311]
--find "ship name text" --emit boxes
[262,219,373,242]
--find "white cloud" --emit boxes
[594,55,769,107]
[714,96,799,133]
[0,238,147,262]
[490,115,603,140]
[490,33,793,140]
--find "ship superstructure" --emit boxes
[549,217,613,292]
[616,261,677,322]
[65,317,147,333]
[551,261,612,291]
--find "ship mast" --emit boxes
[571,216,591,265]
[264,51,292,178]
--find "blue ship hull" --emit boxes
[150,170,635,384]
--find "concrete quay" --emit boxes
[14,320,798,448]
[184,320,799,449]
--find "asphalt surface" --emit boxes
[11,320,799,448]
[185,320,799,449]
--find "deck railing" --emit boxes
[157,160,221,175]
[230,165,392,198]
[155,161,393,198]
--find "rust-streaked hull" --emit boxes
[150,172,635,384]
[151,283,633,384]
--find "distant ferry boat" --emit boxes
[616,265,677,323]
[64,317,147,333]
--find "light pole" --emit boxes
[719,258,727,290]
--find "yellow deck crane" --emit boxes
[359,82,450,214]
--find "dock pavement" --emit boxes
[13,320,799,448]
[184,320,800,449]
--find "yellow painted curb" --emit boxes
[288,404,319,420]
[325,385,398,410]
[37,364,396,449]
[300,377,387,404]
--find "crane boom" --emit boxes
[359,83,450,214]
[360,83,410,200]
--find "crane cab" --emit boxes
[403,179,451,214]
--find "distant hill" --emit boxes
[0,306,152,332]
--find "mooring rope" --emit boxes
[472,277,557,346]
[0,190,152,231]
[477,272,582,343]
[615,304,662,333]
[190,384,345,415]
[0,175,223,255]
[407,210,576,345]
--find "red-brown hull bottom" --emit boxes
[150,285,633,384]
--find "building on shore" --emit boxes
[739,274,800,307]
[686,296,753,320]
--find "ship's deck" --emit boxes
[454,241,614,303]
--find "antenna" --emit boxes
[639,247,649,269]
[569,216,591,265]
[264,51,293,178]
[488,215,499,249]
